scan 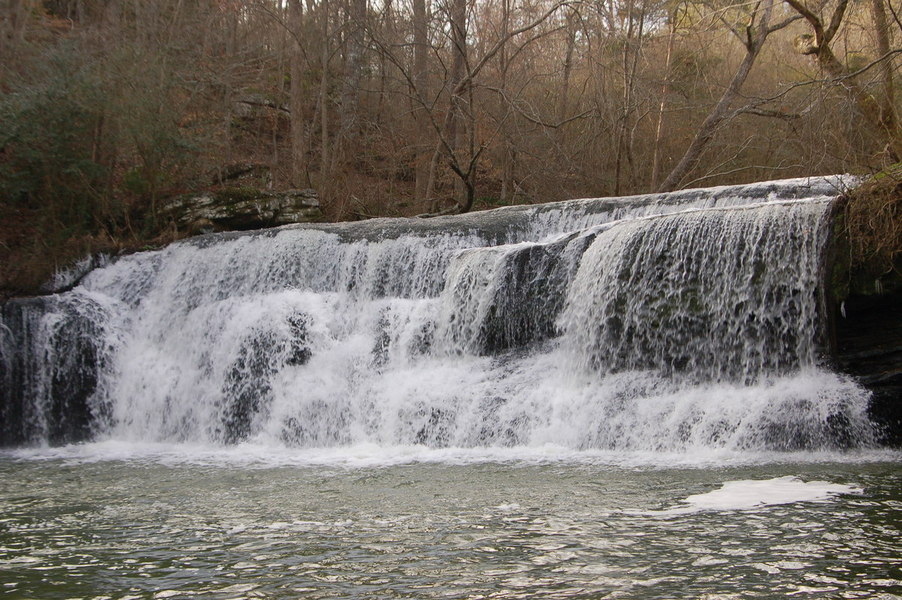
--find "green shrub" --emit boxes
[0,45,113,233]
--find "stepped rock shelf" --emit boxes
[161,187,323,233]
[1,176,899,448]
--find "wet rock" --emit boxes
[0,296,107,446]
[832,287,902,446]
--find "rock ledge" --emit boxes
[163,188,322,232]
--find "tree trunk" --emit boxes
[319,0,332,198]
[375,0,394,128]
[651,5,678,191]
[412,0,431,201]
[657,51,758,192]
[499,0,514,204]
[289,0,308,187]
[336,0,367,145]
[614,0,643,195]
[427,0,468,211]
[448,0,468,209]
[870,0,900,158]
[558,9,577,123]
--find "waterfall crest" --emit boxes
[0,176,877,450]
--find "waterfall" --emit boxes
[559,201,827,381]
[0,176,877,450]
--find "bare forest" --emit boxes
[1,0,900,291]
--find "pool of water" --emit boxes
[1,446,900,599]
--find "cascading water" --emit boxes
[0,176,878,451]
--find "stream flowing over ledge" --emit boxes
[1,176,899,449]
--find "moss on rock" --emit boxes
[840,166,902,297]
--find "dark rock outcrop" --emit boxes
[828,173,901,446]
[163,188,322,233]
[0,296,107,446]
[833,288,902,446]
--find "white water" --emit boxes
[658,476,864,514]
[0,176,879,454]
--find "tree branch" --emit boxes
[825,0,850,43]
[736,106,802,119]
[483,85,596,128]
[783,0,823,38]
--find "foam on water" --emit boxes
[660,476,864,514]
[5,440,899,470]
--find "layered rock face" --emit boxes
[162,188,322,232]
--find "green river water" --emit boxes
[1,447,899,599]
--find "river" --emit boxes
[1,446,899,598]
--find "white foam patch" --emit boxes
[2,442,899,470]
[660,476,863,514]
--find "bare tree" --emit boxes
[613,0,650,195]
[658,0,795,192]
[333,0,368,163]
[412,0,433,201]
[318,0,333,197]
[421,0,567,214]
[650,0,682,190]
[289,0,309,186]
[498,0,516,203]
[870,0,897,130]
[785,0,902,160]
